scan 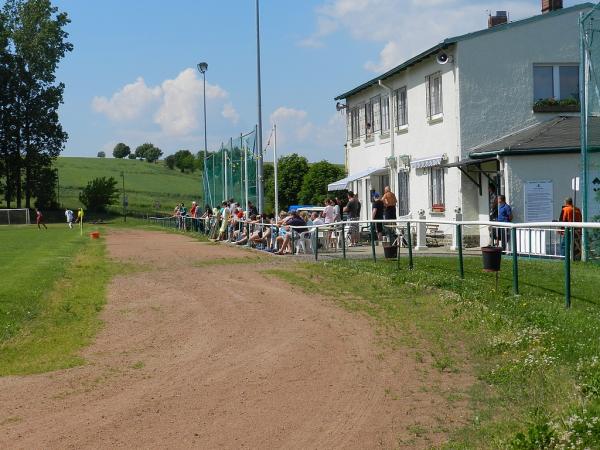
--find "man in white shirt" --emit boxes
[65,208,74,229]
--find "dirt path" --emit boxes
[0,230,472,449]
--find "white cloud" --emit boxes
[268,106,344,161]
[222,102,240,124]
[92,77,161,121]
[92,68,229,136]
[302,0,540,72]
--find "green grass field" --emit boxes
[0,224,113,375]
[268,256,600,448]
[53,157,202,214]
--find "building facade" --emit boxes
[331,1,597,245]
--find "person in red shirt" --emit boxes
[35,208,48,230]
[559,197,582,260]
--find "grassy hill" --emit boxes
[54,157,202,214]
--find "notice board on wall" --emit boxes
[524,181,554,222]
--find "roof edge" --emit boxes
[334,2,594,101]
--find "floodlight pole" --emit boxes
[256,0,265,214]
[197,62,209,207]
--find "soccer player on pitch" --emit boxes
[35,209,48,230]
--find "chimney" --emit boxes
[542,0,563,14]
[488,11,508,28]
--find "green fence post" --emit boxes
[565,227,572,308]
[246,222,251,247]
[370,222,377,262]
[341,223,346,259]
[511,227,519,296]
[396,222,401,271]
[314,227,319,261]
[291,227,296,255]
[457,224,464,279]
[406,221,413,270]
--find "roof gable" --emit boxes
[334,3,593,101]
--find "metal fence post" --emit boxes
[314,228,319,261]
[457,224,464,279]
[341,223,346,259]
[396,222,401,271]
[370,222,377,262]
[511,227,519,295]
[406,221,413,270]
[565,227,572,308]
[291,227,296,255]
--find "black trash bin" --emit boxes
[481,246,502,272]
[383,242,398,259]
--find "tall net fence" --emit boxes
[205,128,258,210]
[581,5,600,260]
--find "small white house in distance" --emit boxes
[330,0,600,247]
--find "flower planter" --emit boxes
[533,104,580,113]
[382,242,398,259]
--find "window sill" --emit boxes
[380,131,390,139]
[350,140,361,147]
[429,210,446,216]
[427,113,444,124]
[395,125,409,135]
[365,135,375,143]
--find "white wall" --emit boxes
[458,8,587,154]
[345,55,462,221]
[505,153,580,222]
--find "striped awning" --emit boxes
[327,166,387,191]
[410,155,446,169]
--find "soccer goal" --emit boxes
[0,208,31,225]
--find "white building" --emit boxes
[330,1,600,246]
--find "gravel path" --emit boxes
[0,229,472,449]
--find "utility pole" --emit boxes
[274,124,279,214]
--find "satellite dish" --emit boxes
[336,102,347,111]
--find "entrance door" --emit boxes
[398,170,410,216]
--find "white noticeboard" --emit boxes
[524,181,554,222]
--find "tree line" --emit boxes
[262,153,346,212]
[0,0,71,209]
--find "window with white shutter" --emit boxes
[372,96,381,132]
[426,72,443,118]
[381,95,390,132]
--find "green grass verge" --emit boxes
[265,256,600,448]
[0,224,113,375]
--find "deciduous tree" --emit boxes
[298,161,345,205]
[112,142,130,159]
[78,176,118,212]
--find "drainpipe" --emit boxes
[378,80,396,194]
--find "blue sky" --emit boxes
[51,0,585,163]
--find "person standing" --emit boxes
[65,208,74,229]
[382,186,397,220]
[559,197,582,260]
[343,191,361,246]
[497,195,512,251]
[372,192,384,241]
[35,209,48,230]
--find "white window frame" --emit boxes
[533,63,579,101]
[381,95,390,133]
[350,107,360,143]
[430,167,445,210]
[395,86,408,128]
[426,72,443,119]
[371,95,381,132]
[365,101,374,137]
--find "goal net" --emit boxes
[0,209,31,225]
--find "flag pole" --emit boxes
[274,124,279,214]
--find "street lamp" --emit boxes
[197,61,209,207]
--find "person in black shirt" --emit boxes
[343,191,361,246]
[275,211,307,255]
[372,192,384,241]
